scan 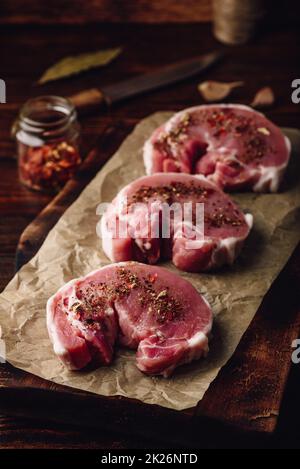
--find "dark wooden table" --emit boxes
[0,21,299,449]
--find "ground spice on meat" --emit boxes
[154,108,271,165]
[72,267,184,327]
[130,181,211,204]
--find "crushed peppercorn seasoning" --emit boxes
[153,108,272,166]
[69,267,184,329]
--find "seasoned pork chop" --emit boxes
[101,173,253,272]
[47,262,213,377]
[144,104,290,192]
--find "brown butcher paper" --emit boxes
[0,112,300,410]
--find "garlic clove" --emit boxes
[251,87,275,109]
[198,80,244,102]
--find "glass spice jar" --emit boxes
[13,96,81,193]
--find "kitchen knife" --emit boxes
[69,51,222,112]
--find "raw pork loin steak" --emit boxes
[101,173,253,272]
[47,262,213,377]
[144,104,290,192]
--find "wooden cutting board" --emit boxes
[1,121,300,445]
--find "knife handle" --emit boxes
[68,88,107,113]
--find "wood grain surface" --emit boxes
[0,21,300,448]
[0,0,298,26]
[0,0,212,24]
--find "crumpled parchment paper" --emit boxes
[0,112,299,411]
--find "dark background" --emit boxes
[0,0,299,449]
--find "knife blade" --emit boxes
[69,51,222,112]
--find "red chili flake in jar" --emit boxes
[13,96,81,193]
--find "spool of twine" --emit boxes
[213,0,265,45]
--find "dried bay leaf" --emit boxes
[38,47,122,84]
[251,86,275,109]
[198,80,244,102]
